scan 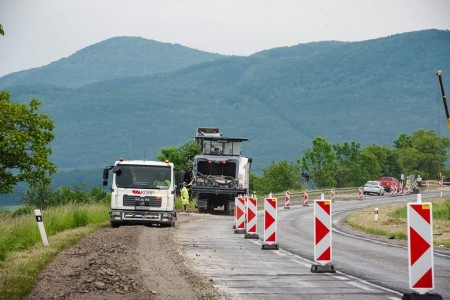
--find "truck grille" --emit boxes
[123,195,161,207]
[197,161,236,177]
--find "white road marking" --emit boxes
[346,281,375,291]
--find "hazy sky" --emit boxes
[1,0,449,77]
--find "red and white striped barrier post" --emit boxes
[303,190,309,206]
[245,196,259,239]
[403,194,442,299]
[234,197,246,234]
[390,185,396,197]
[262,197,279,250]
[330,188,336,202]
[406,183,411,195]
[284,191,291,209]
[311,198,335,273]
[426,180,430,190]
[398,184,403,196]
[357,187,363,200]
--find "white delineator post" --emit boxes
[404,194,440,298]
[311,198,335,273]
[234,197,246,234]
[374,208,379,221]
[245,196,259,239]
[34,209,49,246]
[262,197,279,250]
[284,191,290,209]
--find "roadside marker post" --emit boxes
[284,191,291,209]
[404,194,442,300]
[234,197,246,234]
[374,208,379,221]
[331,188,336,202]
[391,185,396,197]
[357,187,363,200]
[311,196,335,273]
[406,183,411,195]
[262,197,279,250]
[34,209,49,247]
[245,196,259,239]
[303,190,309,206]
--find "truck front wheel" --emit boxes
[111,222,120,228]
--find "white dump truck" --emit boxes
[102,158,176,227]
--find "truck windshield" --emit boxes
[114,165,171,189]
[202,140,242,155]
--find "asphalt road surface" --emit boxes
[176,191,450,299]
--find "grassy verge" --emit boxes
[345,197,450,248]
[0,204,109,300]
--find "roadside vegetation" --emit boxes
[250,130,450,195]
[345,197,450,249]
[0,185,110,299]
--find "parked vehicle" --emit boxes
[363,181,385,196]
[103,158,176,228]
[375,176,401,192]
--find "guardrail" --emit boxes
[264,184,446,203]
[268,187,359,200]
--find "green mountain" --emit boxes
[1,29,450,181]
[0,37,224,88]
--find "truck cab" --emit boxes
[103,159,176,227]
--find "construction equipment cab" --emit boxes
[103,159,176,227]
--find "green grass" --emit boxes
[0,203,109,261]
[0,203,110,299]
[345,215,408,240]
[390,198,450,220]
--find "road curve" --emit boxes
[276,191,450,297]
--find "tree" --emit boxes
[261,161,301,194]
[0,91,57,194]
[0,24,4,36]
[300,137,337,188]
[397,130,450,179]
[157,140,201,176]
[393,133,412,149]
[333,141,361,187]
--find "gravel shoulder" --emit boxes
[25,213,224,300]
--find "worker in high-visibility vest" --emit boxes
[181,182,189,212]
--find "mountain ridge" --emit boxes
[1,29,450,175]
[0,36,225,88]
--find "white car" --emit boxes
[363,181,385,195]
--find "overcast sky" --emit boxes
[1,0,449,77]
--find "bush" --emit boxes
[21,184,110,209]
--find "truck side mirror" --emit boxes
[103,168,109,186]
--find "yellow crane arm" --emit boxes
[436,70,450,132]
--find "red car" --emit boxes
[375,176,401,192]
